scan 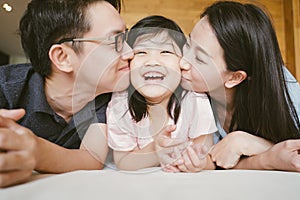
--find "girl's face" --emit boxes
[130,32,182,104]
[180,17,231,93]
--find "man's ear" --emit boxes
[49,44,74,73]
[225,70,247,88]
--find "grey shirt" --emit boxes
[0,63,111,149]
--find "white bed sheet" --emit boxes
[1,168,300,200]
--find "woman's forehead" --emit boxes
[191,17,223,59]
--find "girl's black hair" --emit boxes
[127,15,186,123]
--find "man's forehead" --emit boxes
[87,1,125,36]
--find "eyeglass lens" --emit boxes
[115,32,125,52]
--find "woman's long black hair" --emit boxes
[127,15,186,123]
[201,1,300,143]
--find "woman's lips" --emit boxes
[118,65,130,71]
[181,75,191,81]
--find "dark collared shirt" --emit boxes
[0,63,111,149]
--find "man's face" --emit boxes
[73,1,133,96]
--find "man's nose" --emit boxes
[121,42,134,60]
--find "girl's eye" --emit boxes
[185,42,191,49]
[161,50,174,54]
[134,51,146,55]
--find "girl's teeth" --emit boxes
[143,71,165,80]
[145,76,164,80]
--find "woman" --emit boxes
[158,1,300,172]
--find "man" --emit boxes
[0,0,133,187]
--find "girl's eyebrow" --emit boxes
[133,42,175,49]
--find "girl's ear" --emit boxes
[49,44,74,73]
[225,70,247,88]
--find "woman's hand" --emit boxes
[209,131,273,169]
[258,139,300,171]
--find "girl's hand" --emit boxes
[209,131,273,169]
[175,144,209,172]
[161,163,181,173]
[155,125,186,169]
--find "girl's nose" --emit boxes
[145,52,161,67]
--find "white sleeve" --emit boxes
[106,91,138,151]
[185,92,217,138]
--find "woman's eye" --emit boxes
[196,57,205,64]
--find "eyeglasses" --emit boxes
[56,29,128,52]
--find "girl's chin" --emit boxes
[140,88,173,100]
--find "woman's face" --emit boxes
[180,17,230,93]
[130,32,182,104]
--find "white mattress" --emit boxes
[1,168,300,200]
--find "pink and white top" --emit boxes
[107,91,217,151]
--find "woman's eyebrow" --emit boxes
[196,45,211,58]
[189,34,212,58]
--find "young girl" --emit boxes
[106,15,217,171]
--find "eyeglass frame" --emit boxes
[56,29,128,53]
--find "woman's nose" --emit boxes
[180,56,191,71]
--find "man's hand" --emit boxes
[0,109,37,187]
[0,108,26,121]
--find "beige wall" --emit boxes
[9,55,29,64]
[121,0,300,81]
[292,0,300,81]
